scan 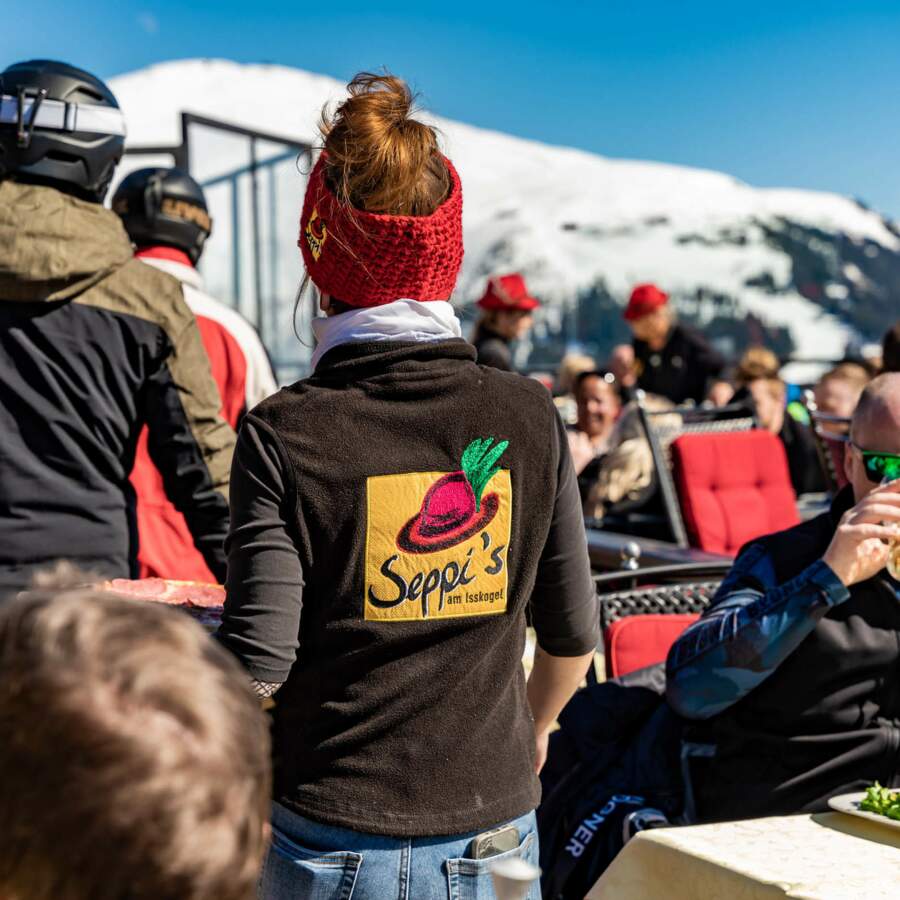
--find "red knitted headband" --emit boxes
[298,152,464,308]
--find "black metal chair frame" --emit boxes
[805,399,851,496]
[594,561,732,633]
[636,399,757,548]
[588,561,732,685]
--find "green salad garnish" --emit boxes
[859,782,900,821]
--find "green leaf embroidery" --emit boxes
[461,437,509,511]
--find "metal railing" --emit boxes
[125,113,313,381]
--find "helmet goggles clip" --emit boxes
[14,85,47,149]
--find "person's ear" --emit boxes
[843,440,854,476]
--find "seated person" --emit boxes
[735,346,780,381]
[814,362,871,419]
[584,395,678,539]
[606,343,638,403]
[736,371,825,496]
[731,346,810,423]
[557,352,597,397]
[667,374,900,821]
[553,352,597,425]
[0,565,271,900]
[567,371,621,500]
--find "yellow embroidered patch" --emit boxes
[305,207,327,261]
[364,469,512,622]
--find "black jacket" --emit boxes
[0,181,234,591]
[634,323,725,405]
[780,412,827,496]
[473,325,513,371]
[690,490,900,820]
[539,666,683,899]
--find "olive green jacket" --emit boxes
[0,181,234,584]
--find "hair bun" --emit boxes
[319,71,450,216]
[350,72,412,125]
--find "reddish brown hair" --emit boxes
[0,566,271,900]
[319,72,450,216]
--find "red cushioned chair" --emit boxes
[671,430,800,555]
[591,564,731,683]
[604,613,700,679]
[636,397,757,547]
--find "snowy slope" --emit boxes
[109,59,900,363]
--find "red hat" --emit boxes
[623,283,669,321]
[476,273,540,311]
[298,152,463,308]
[397,437,506,554]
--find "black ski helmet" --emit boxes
[112,167,212,264]
[0,59,126,202]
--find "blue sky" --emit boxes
[5,1,900,216]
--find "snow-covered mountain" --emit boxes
[109,59,900,373]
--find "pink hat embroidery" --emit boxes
[397,438,509,554]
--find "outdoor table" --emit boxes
[587,812,900,899]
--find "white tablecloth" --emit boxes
[587,812,900,899]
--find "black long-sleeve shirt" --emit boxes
[473,325,514,371]
[634,323,726,405]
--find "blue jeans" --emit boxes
[260,802,541,900]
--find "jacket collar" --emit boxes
[313,338,476,379]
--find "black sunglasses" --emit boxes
[851,442,900,483]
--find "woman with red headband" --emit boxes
[216,73,598,898]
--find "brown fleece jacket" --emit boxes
[218,339,599,836]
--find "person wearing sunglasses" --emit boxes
[666,372,900,823]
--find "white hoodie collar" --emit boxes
[311,299,462,370]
